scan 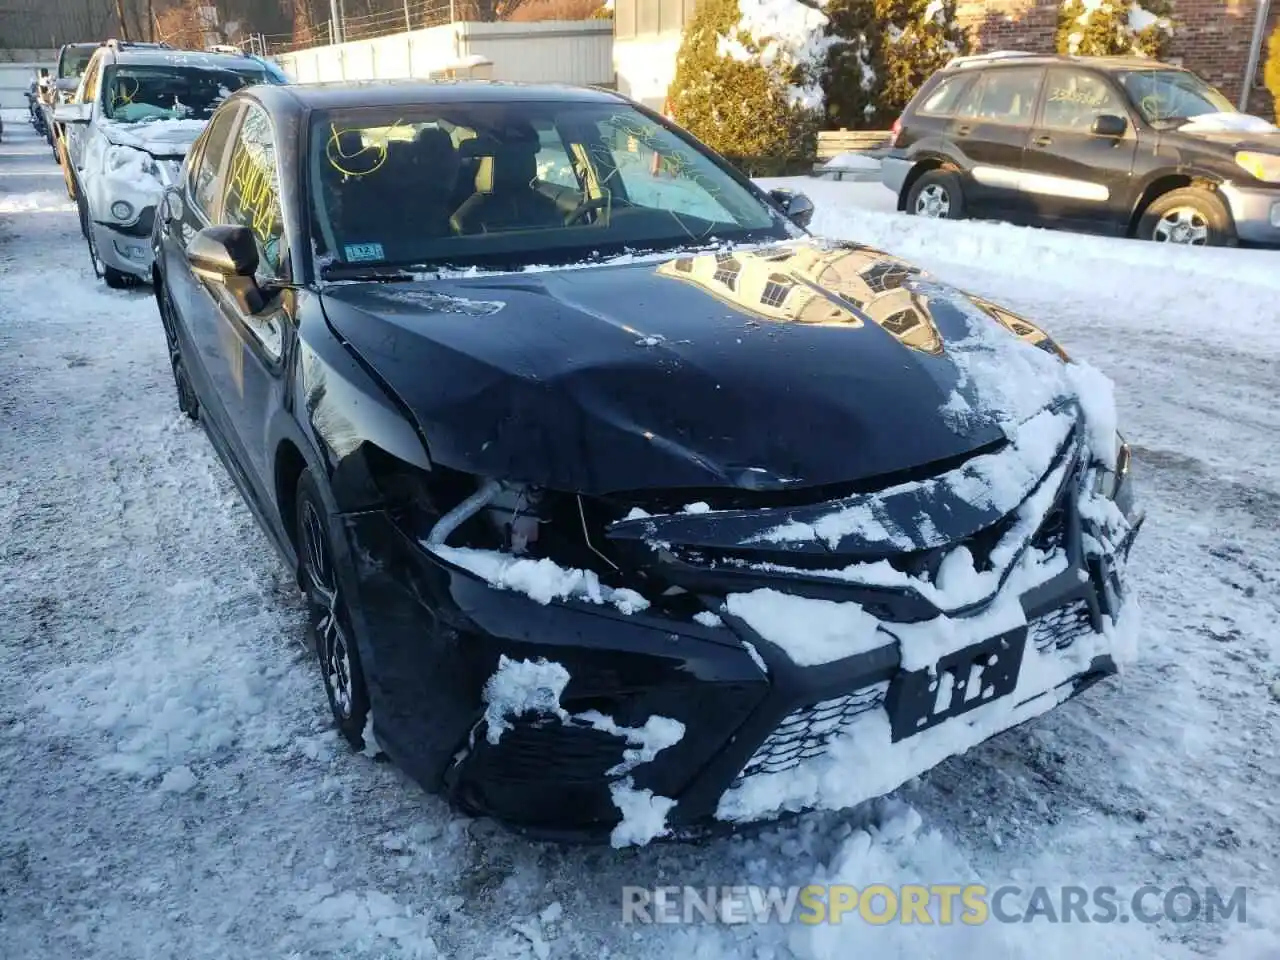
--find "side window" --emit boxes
[917,76,973,117]
[221,104,285,278]
[191,105,241,219]
[534,122,579,188]
[1041,69,1126,131]
[955,69,1043,126]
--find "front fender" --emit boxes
[293,298,433,514]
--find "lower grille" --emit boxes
[733,683,888,785]
[470,717,626,784]
[1028,600,1096,653]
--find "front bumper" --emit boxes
[90,213,156,279]
[1220,182,1280,245]
[338,424,1143,842]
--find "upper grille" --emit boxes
[732,682,888,785]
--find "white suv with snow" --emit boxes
[56,41,287,288]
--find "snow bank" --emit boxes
[0,190,76,214]
[760,176,1280,299]
[822,151,882,172]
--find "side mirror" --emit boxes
[1091,114,1128,138]
[53,102,91,124]
[768,187,816,229]
[55,77,79,94]
[189,225,266,313]
[159,187,185,224]
[189,224,259,278]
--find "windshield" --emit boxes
[102,65,266,122]
[59,47,97,79]
[308,100,797,273]
[1118,69,1235,125]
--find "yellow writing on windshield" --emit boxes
[324,120,408,178]
[228,142,279,244]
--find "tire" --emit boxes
[296,468,372,751]
[905,169,967,220]
[157,280,199,421]
[1137,187,1236,247]
[103,265,140,290]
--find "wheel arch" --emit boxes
[897,153,960,212]
[1126,169,1227,237]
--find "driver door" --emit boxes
[196,102,292,500]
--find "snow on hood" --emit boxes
[1179,112,1280,136]
[101,118,207,157]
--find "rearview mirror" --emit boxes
[53,102,91,124]
[768,188,816,229]
[1091,114,1128,138]
[189,225,267,313]
[55,77,79,94]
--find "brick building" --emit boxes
[613,0,1279,119]
[957,0,1277,116]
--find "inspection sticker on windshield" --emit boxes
[344,242,384,262]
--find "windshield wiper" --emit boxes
[319,263,414,282]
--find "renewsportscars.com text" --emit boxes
[620,884,1247,926]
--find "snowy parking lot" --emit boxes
[2,113,1279,959]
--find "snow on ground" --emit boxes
[1,121,1278,959]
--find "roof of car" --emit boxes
[249,79,628,113]
[96,45,273,72]
[945,52,1181,73]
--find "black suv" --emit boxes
[881,52,1280,247]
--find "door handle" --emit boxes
[955,125,972,137]
[1032,134,1052,147]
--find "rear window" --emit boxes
[59,46,97,79]
[916,75,973,117]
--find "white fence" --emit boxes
[275,20,613,88]
[0,50,57,111]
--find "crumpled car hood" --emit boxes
[318,239,1074,496]
[101,118,205,158]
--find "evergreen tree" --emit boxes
[823,0,968,130]
[667,0,826,171]
[1057,0,1174,59]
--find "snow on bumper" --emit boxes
[714,466,1142,823]
[716,589,1138,823]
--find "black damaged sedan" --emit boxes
[151,79,1143,843]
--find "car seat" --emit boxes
[450,130,564,234]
